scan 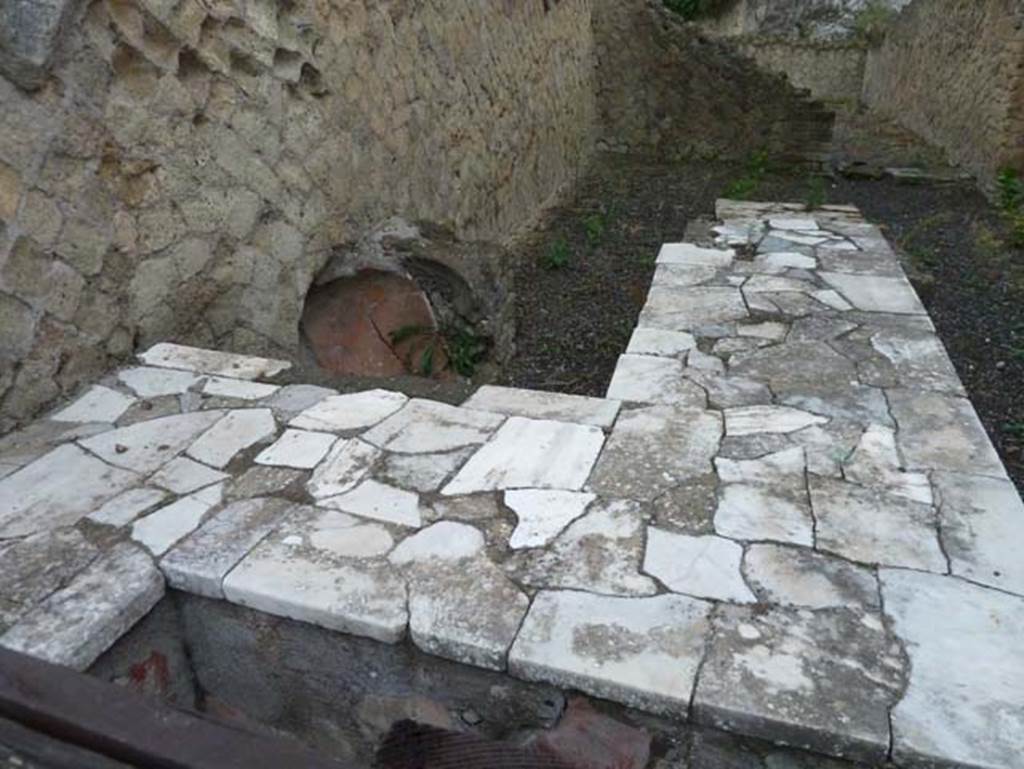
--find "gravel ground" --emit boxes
[501,153,1024,490]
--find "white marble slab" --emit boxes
[644,528,755,603]
[363,400,504,454]
[79,411,225,474]
[442,417,605,495]
[461,386,620,430]
[131,485,224,556]
[505,489,596,550]
[138,343,291,380]
[118,366,201,397]
[255,429,337,470]
[0,444,139,538]
[289,389,409,432]
[50,386,136,424]
[882,570,1024,769]
[509,590,712,717]
[186,409,277,468]
[149,456,229,494]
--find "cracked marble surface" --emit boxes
[1,202,1022,769]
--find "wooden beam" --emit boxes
[0,647,351,769]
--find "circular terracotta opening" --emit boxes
[300,269,456,379]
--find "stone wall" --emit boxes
[702,0,912,41]
[734,38,866,103]
[862,0,1024,189]
[0,0,597,430]
[593,0,835,161]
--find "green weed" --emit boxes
[389,323,488,378]
[445,325,489,378]
[724,149,770,201]
[995,168,1024,248]
[997,168,1024,213]
[584,212,607,248]
[804,176,828,210]
[541,238,571,270]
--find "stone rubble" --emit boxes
[0,202,1021,769]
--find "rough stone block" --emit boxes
[0,0,74,90]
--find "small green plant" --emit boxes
[854,1,897,45]
[1004,421,1024,439]
[583,212,607,248]
[663,0,729,21]
[388,323,488,378]
[1009,211,1024,248]
[541,237,571,270]
[446,325,489,378]
[723,149,770,200]
[997,168,1024,212]
[804,176,828,210]
[995,168,1024,247]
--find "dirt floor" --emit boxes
[500,153,1024,491]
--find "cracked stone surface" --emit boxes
[2,202,1020,769]
[810,477,946,571]
[694,605,906,764]
[881,569,1024,769]
[607,354,707,407]
[509,590,712,717]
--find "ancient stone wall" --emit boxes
[734,38,866,104]
[862,0,1024,189]
[703,0,912,41]
[0,0,597,430]
[593,0,835,161]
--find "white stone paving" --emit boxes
[255,428,337,469]
[509,590,712,717]
[289,389,408,432]
[50,385,136,424]
[186,409,277,469]
[461,386,620,430]
[2,201,1021,769]
[505,489,595,549]
[442,417,604,495]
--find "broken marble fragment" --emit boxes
[187,409,277,469]
[504,489,595,549]
[810,477,945,572]
[509,590,712,717]
[0,444,139,538]
[694,604,905,764]
[79,410,224,474]
[50,385,136,424]
[933,471,1024,596]
[644,528,755,603]
[322,480,422,528]
[506,498,657,597]
[254,428,337,470]
[0,543,164,671]
[606,354,706,407]
[138,343,290,380]
[363,399,504,454]
[743,544,879,610]
[131,484,225,556]
[588,406,721,501]
[442,417,604,495]
[289,389,408,432]
[724,406,827,436]
[462,386,620,430]
[881,569,1024,769]
[306,439,381,500]
[843,425,931,504]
